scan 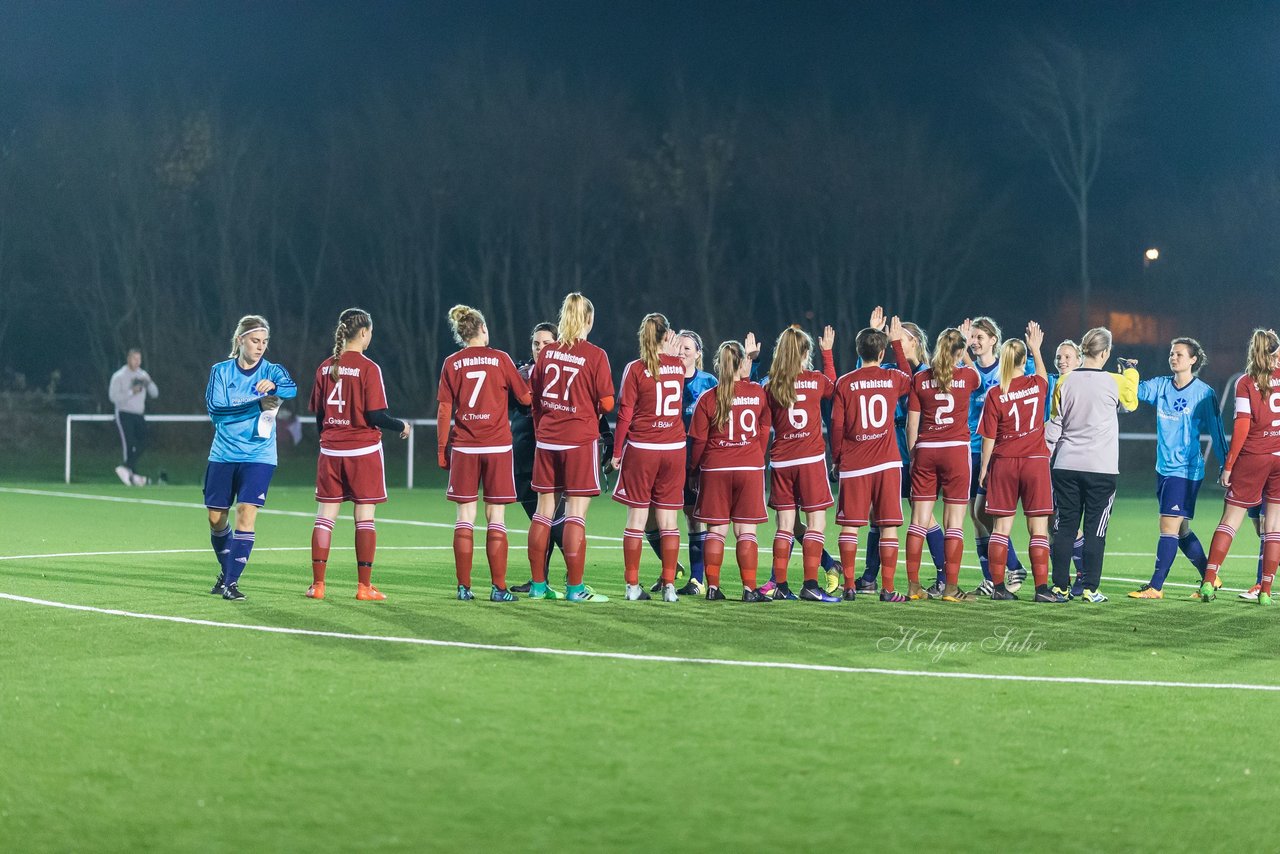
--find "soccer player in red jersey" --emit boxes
[688,341,773,601]
[1199,329,1280,604]
[976,321,1063,602]
[611,313,686,602]
[437,305,532,602]
[906,327,982,602]
[307,308,411,601]
[763,325,839,602]
[830,315,912,601]
[527,293,615,602]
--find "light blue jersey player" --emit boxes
[673,329,718,593]
[1130,337,1228,597]
[203,314,298,600]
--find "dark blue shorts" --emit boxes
[1248,502,1266,520]
[970,451,986,498]
[204,461,276,510]
[1155,474,1201,519]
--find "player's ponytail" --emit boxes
[998,339,1027,394]
[557,293,594,346]
[902,322,930,367]
[329,308,372,381]
[766,326,812,409]
[637,312,670,382]
[930,328,966,393]
[1246,328,1280,394]
[1171,336,1207,375]
[713,341,747,429]
[678,329,705,371]
[1081,327,1113,362]
[448,305,486,347]
[229,314,270,359]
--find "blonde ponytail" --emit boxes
[637,312,670,381]
[1246,328,1280,394]
[766,326,812,409]
[713,341,746,429]
[998,339,1027,394]
[930,328,966,393]
[557,293,594,346]
[448,304,486,346]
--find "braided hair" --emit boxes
[330,308,372,380]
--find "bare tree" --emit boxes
[1005,35,1130,329]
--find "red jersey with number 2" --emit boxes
[978,374,1049,458]
[909,365,980,445]
[311,351,390,452]
[436,346,528,448]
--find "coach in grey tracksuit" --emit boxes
[1049,328,1139,596]
[108,348,159,485]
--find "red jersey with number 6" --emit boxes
[978,374,1049,458]
[766,370,836,463]
[311,351,390,452]
[436,346,528,448]
[615,355,687,448]
[531,340,614,446]
[830,364,913,471]
[689,381,772,470]
[908,365,981,445]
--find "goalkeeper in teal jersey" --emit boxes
[1128,337,1228,598]
[203,314,298,600]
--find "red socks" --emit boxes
[772,531,793,584]
[528,514,552,584]
[944,527,964,586]
[905,524,927,586]
[311,516,334,584]
[563,516,586,587]
[660,529,681,584]
[623,528,644,585]
[801,531,824,583]
[355,520,376,586]
[1204,523,1236,586]
[453,521,475,587]
[737,533,759,590]
[1029,535,1049,587]
[1263,532,1280,594]
[486,523,508,589]
[987,532,1010,586]
[838,531,858,589]
[879,535,900,592]
[703,532,726,588]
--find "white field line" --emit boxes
[2,591,1277,693]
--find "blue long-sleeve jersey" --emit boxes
[682,370,717,428]
[205,358,298,464]
[968,354,1037,453]
[1137,375,1227,481]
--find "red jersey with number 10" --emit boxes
[978,374,1049,458]
[689,381,772,470]
[909,365,981,445]
[531,340,615,446]
[831,364,913,471]
[310,351,390,452]
[437,346,528,448]
[615,355,687,448]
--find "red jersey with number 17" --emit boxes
[531,340,615,446]
[310,351,390,452]
[908,365,981,445]
[615,355,687,448]
[978,374,1049,458]
[437,346,528,448]
[830,364,913,471]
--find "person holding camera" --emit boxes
[108,347,159,486]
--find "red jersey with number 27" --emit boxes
[437,346,528,448]
[531,340,614,446]
[311,351,390,452]
[978,374,1049,458]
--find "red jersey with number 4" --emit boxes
[909,365,981,445]
[531,340,614,446]
[831,365,913,471]
[615,355,686,448]
[978,374,1049,458]
[766,370,836,462]
[689,381,772,470]
[311,351,390,452]
[437,346,528,448]
[1234,370,1280,456]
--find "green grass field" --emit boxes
[2,480,1278,852]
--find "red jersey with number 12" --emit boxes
[311,351,390,451]
[615,355,687,448]
[437,346,527,448]
[831,365,912,471]
[531,340,614,446]
[978,374,1049,458]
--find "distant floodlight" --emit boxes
[1145,248,1160,262]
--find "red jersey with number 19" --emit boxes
[908,365,980,445]
[978,374,1049,458]
[437,346,528,448]
[531,340,614,446]
[689,382,772,470]
[766,370,836,463]
[830,365,913,472]
[310,351,390,452]
[615,355,686,448]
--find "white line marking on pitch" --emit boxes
[1,591,1275,693]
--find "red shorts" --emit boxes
[613,443,685,509]
[315,445,387,504]
[768,456,834,512]
[910,444,971,505]
[984,456,1053,517]
[836,463,903,527]
[694,468,768,525]
[532,440,601,496]
[1226,453,1280,508]
[447,447,517,504]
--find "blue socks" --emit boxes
[1072,536,1084,574]
[861,527,882,582]
[1178,531,1208,578]
[210,524,232,576]
[1150,533,1179,590]
[975,535,992,581]
[926,524,946,584]
[1258,540,1265,585]
[688,530,706,582]
[227,530,255,584]
[645,528,664,560]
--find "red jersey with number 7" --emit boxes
[311,351,390,452]
[436,346,528,448]
[978,374,1049,458]
[531,340,615,446]
[830,364,913,472]
[615,355,687,448]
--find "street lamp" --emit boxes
[1144,247,1160,266]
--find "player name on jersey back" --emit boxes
[438,346,525,448]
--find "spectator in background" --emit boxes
[108,348,159,486]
